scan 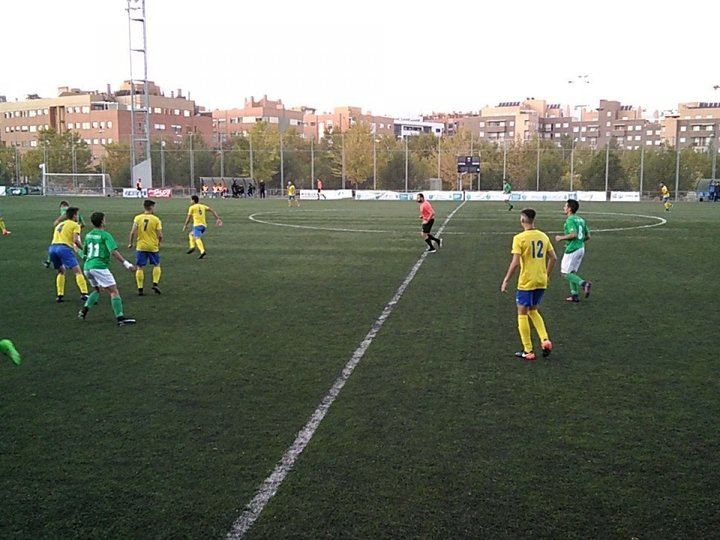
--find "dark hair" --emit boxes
[566,199,580,213]
[59,200,69,207]
[416,193,425,201]
[520,208,536,222]
[191,195,199,203]
[65,207,79,220]
[143,199,155,209]
[90,212,105,227]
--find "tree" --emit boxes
[248,122,280,186]
[20,129,92,181]
[102,142,132,187]
[332,123,374,186]
[0,147,18,184]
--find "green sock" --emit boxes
[566,273,583,295]
[84,291,100,309]
[111,296,124,318]
[0,339,21,365]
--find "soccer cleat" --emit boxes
[582,281,592,298]
[2,230,11,236]
[437,238,443,248]
[80,294,89,302]
[138,288,144,296]
[56,295,64,303]
[0,339,21,365]
[514,351,536,361]
[78,307,88,320]
[116,316,137,326]
[152,284,161,295]
[541,339,553,358]
[198,252,207,259]
[566,295,580,303]
[43,260,51,269]
[426,248,437,253]
[186,248,196,254]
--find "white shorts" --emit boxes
[84,268,117,289]
[561,247,585,274]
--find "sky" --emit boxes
[1,0,718,118]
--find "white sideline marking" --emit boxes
[248,210,667,236]
[226,201,467,539]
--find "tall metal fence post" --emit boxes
[189,133,195,189]
[341,132,346,189]
[604,141,610,192]
[220,145,225,179]
[373,137,377,190]
[502,139,507,180]
[436,136,440,186]
[639,144,644,197]
[160,140,165,187]
[404,137,409,192]
[280,133,284,194]
[310,138,315,188]
[570,142,575,191]
[249,135,254,182]
[674,145,680,202]
[536,137,541,190]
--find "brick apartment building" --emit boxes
[0,82,212,162]
[663,102,720,152]
[211,96,305,145]
[302,106,395,140]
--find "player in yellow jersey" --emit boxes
[128,199,163,296]
[501,208,557,361]
[287,181,300,207]
[659,182,673,211]
[47,207,90,303]
[182,194,222,259]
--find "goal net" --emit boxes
[42,173,113,196]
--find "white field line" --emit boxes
[226,201,467,539]
[248,210,667,236]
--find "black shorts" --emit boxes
[422,219,435,234]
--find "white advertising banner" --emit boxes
[299,189,353,200]
[610,191,640,202]
[0,186,6,196]
[123,188,148,198]
[464,191,507,201]
[577,191,608,202]
[147,188,173,198]
[511,191,577,202]
[354,190,401,200]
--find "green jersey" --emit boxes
[503,181,512,194]
[83,229,118,270]
[563,214,590,253]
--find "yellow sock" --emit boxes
[195,237,205,254]
[135,269,144,289]
[56,274,66,296]
[188,234,196,249]
[152,266,162,284]
[0,218,6,232]
[528,310,549,342]
[517,314,533,353]
[75,273,88,294]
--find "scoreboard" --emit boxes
[457,155,480,174]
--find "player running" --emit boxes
[501,208,557,361]
[183,195,222,259]
[660,182,673,211]
[287,181,300,207]
[0,339,21,365]
[555,199,592,303]
[78,212,137,326]
[47,207,90,303]
[316,178,326,200]
[503,178,514,211]
[45,201,85,268]
[416,193,442,253]
[0,206,11,236]
[128,199,163,296]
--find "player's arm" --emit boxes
[501,254,521,292]
[206,206,223,226]
[128,221,138,248]
[182,212,192,231]
[157,224,163,244]
[555,231,576,242]
[110,249,137,272]
[73,232,83,251]
[546,245,557,276]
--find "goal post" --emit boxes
[42,173,113,196]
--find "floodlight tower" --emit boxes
[126,0,153,187]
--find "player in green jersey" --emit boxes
[503,179,514,211]
[44,201,85,268]
[554,199,592,302]
[0,339,21,365]
[77,212,137,326]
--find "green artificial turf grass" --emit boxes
[0,197,717,537]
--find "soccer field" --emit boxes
[0,196,717,538]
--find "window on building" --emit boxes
[108,138,113,144]
[107,121,113,128]
[154,107,162,114]
[92,121,99,128]
[173,109,180,115]
[680,126,687,131]
[92,138,99,145]
[30,140,37,147]
[646,140,652,146]
[81,106,90,113]
[654,140,661,145]
[183,110,190,117]
[563,123,569,128]
[634,136,641,141]
[680,137,686,143]
[606,121,611,127]
[67,123,74,129]
[82,122,90,129]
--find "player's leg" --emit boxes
[0,217,10,235]
[0,339,21,365]
[150,253,162,294]
[71,265,89,299]
[187,227,197,254]
[55,268,66,302]
[135,251,146,295]
[108,285,135,325]
[195,227,206,258]
[561,250,583,302]
[514,300,535,360]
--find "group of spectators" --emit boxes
[200,180,267,199]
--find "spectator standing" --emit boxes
[259,180,266,199]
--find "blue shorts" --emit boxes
[516,288,545,307]
[48,244,78,270]
[136,251,160,267]
[192,225,206,238]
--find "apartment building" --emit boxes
[211,96,305,145]
[0,82,212,160]
[303,106,395,140]
[663,102,720,151]
[394,118,444,139]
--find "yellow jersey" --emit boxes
[133,213,162,252]
[51,219,81,247]
[661,185,670,198]
[288,185,296,196]
[188,203,209,227]
[511,229,555,291]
